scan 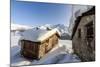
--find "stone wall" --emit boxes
[72,15,95,61]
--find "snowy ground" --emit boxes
[11,32,81,66]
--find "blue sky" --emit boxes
[11,0,72,26]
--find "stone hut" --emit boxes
[19,28,60,59]
[71,6,95,61]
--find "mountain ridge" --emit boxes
[11,23,71,39]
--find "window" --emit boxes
[85,21,93,39]
[78,29,81,38]
[85,21,94,53]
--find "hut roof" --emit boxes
[71,6,95,39]
[20,28,61,43]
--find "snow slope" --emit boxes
[32,40,80,65]
[11,32,81,66]
[11,33,31,66]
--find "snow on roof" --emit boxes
[20,28,61,42]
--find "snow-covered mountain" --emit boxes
[11,23,71,39]
[37,24,71,39]
[52,24,69,34]
[52,24,71,39]
[11,24,33,30]
[37,24,69,34]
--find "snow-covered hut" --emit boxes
[20,28,61,59]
